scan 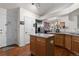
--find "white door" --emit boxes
[0,14,6,47]
[24,16,35,44]
[19,16,35,46]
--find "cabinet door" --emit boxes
[37,44,46,56]
[69,53,75,56]
[72,36,79,55]
[54,46,70,56]
[47,38,54,56]
[36,37,46,56]
[30,36,37,55]
[25,16,35,45]
[54,34,64,47]
[54,46,64,56]
[65,35,72,50]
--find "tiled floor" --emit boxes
[0,44,31,56]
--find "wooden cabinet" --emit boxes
[72,36,79,55]
[30,35,54,56]
[69,53,75,56]
[54,34,75,56]
[54,46,64,56]
[30,36,37,55]
[63,49,75,56]
[65,35,72,50]
[54,34,65,47]
[31,34,79,56]
[54,46,73,56]
[36,37,46,56]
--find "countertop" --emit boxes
[48,32,79,36]
[30,31,79,38]
[30,33,55,38]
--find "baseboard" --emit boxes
[0,42,30,49]
[17,41,30,47]
[0,44,18,49]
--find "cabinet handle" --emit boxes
[50,40,53,44]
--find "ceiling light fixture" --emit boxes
[32,3,34,5]
[32,3,40,8]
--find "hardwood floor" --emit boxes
[0,44,31,56]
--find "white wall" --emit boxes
[0,7,38,47]
[58,15,77,32]
[47,8,79,33]
[56,8,79,33]
[20,8,38,19]
[6,7,38,47]
[59,16,70,28]
[7,8,19,46]
[68,8,79,32]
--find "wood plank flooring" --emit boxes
[0,44,31,56]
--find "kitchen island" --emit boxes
[30,32,79,56]
[30,33,54,56]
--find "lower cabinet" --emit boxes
[54,46,64,56]
[65,35,72,50]
[54,46,74,56]
[36,44,46,56]
[54,34,75,56]
[36,38,46,56]
[31,34,79,56]
[72,36,79,55]
[54,34,65,47]
[30,36,37,55]
[30,35,54,56]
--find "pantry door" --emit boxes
[0,14,6,47]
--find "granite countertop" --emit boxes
[30,32,79,38]
[30,33,55,38]
[60,32,79,36]
[48,32,79,36]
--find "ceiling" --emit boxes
[0,3,73,17]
